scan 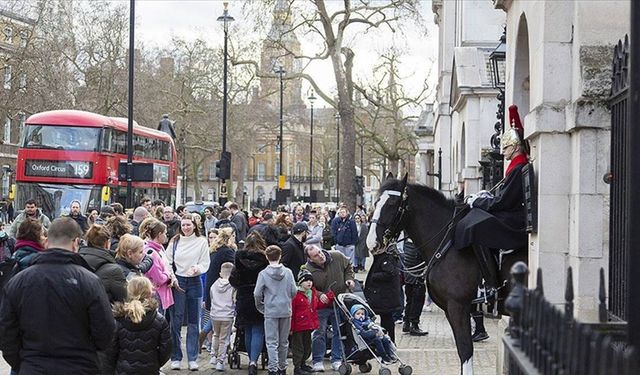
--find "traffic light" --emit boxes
[217,151,231,180]
[355,175,364,195]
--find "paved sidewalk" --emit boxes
[0,304,498,375]
[158,305,499,375]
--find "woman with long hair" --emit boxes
[105,276,171,375]
[274,212,292,244]
[139,217,176,314]
[229,231,269,375]
[166,215,210,371]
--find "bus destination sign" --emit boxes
[25,160,93,179]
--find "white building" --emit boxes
[424,0,505,196]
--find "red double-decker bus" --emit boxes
[15,110,178,219]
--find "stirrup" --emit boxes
[471,285,497,305]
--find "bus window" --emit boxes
[23,125,101,151]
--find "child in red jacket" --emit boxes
[290,269,334,375]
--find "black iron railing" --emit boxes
[608,35,630,321]
[503,263,636,374]
[246,175,324,183]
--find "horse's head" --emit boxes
[366,173,409,252]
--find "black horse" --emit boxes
[366,174,526,375]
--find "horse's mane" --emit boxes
[379,178,455,209]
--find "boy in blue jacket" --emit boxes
[350,304,396,364]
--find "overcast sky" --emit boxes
[135,0,438,110]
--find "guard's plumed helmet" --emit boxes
[501,105,525,153]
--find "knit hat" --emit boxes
[297,269,313,284]
[350,304,367,318]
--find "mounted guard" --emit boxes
[453,105,530,295]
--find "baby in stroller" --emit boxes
[350,304,397,364]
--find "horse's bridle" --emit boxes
[371,186,410,249]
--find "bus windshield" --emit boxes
[22,125,102,151]
[16,182,103,219]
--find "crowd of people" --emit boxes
[0,198,435,375]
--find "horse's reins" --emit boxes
[381,176,507,279]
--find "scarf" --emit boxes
[15,239,44,252]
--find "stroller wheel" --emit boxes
[398,365,413,375]
[359,362,373,373]
[338,363,352,375]
[378,368,392,375]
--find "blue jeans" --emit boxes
[244,324,265,363]
[312,307,342,364]
[170,276,202,362]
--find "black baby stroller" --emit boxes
[227,323,268,370]
[333,293,413,375]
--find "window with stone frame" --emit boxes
[18,72,25,90]
[257,162,265,180]
[18,113,25,143]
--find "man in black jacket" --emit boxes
[0,217,115,374]
[281,222,308,275]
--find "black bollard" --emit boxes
[504,261,528,342]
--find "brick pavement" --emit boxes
[0,304,498,375]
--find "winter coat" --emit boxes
[231,211,249,243]
[209,278,235,321]
[280,235,306,276]
[215,219,240,241]
[105,306,171,375]
[331,216,358,246]
[321,225,334,250]
[8,209,51,239]
[305,250,355,300]
[364,251,403,314]
[143,241,174,310]
[351,308,381,342]
[291,288,333,333]
[116,258,144,281]
[204,245,236,309]
[453,155,529,251]
[355,223,370,260]
[305,223,323,247]
[79,246,127,303]
[229,250,269,327]
[253,264,297,318]
[0,249,115,373]
[11,240,44,271]
[0,232,13,262]
[69,213,89,232]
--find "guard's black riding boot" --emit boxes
[402,320,411,333]
[471,311,489,342]
[472,244,498,296]
[409,321,428,336]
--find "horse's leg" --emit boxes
[446,300,474,375]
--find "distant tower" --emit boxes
[260,0,304,111]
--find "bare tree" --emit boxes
[236,0,423,210]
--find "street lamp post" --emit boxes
[217,1,234,205]
[275,65,286,200]
[335,112,341,203]
[308,91,316,201]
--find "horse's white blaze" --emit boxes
[366,190,400,251]
[462,356,474,375]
